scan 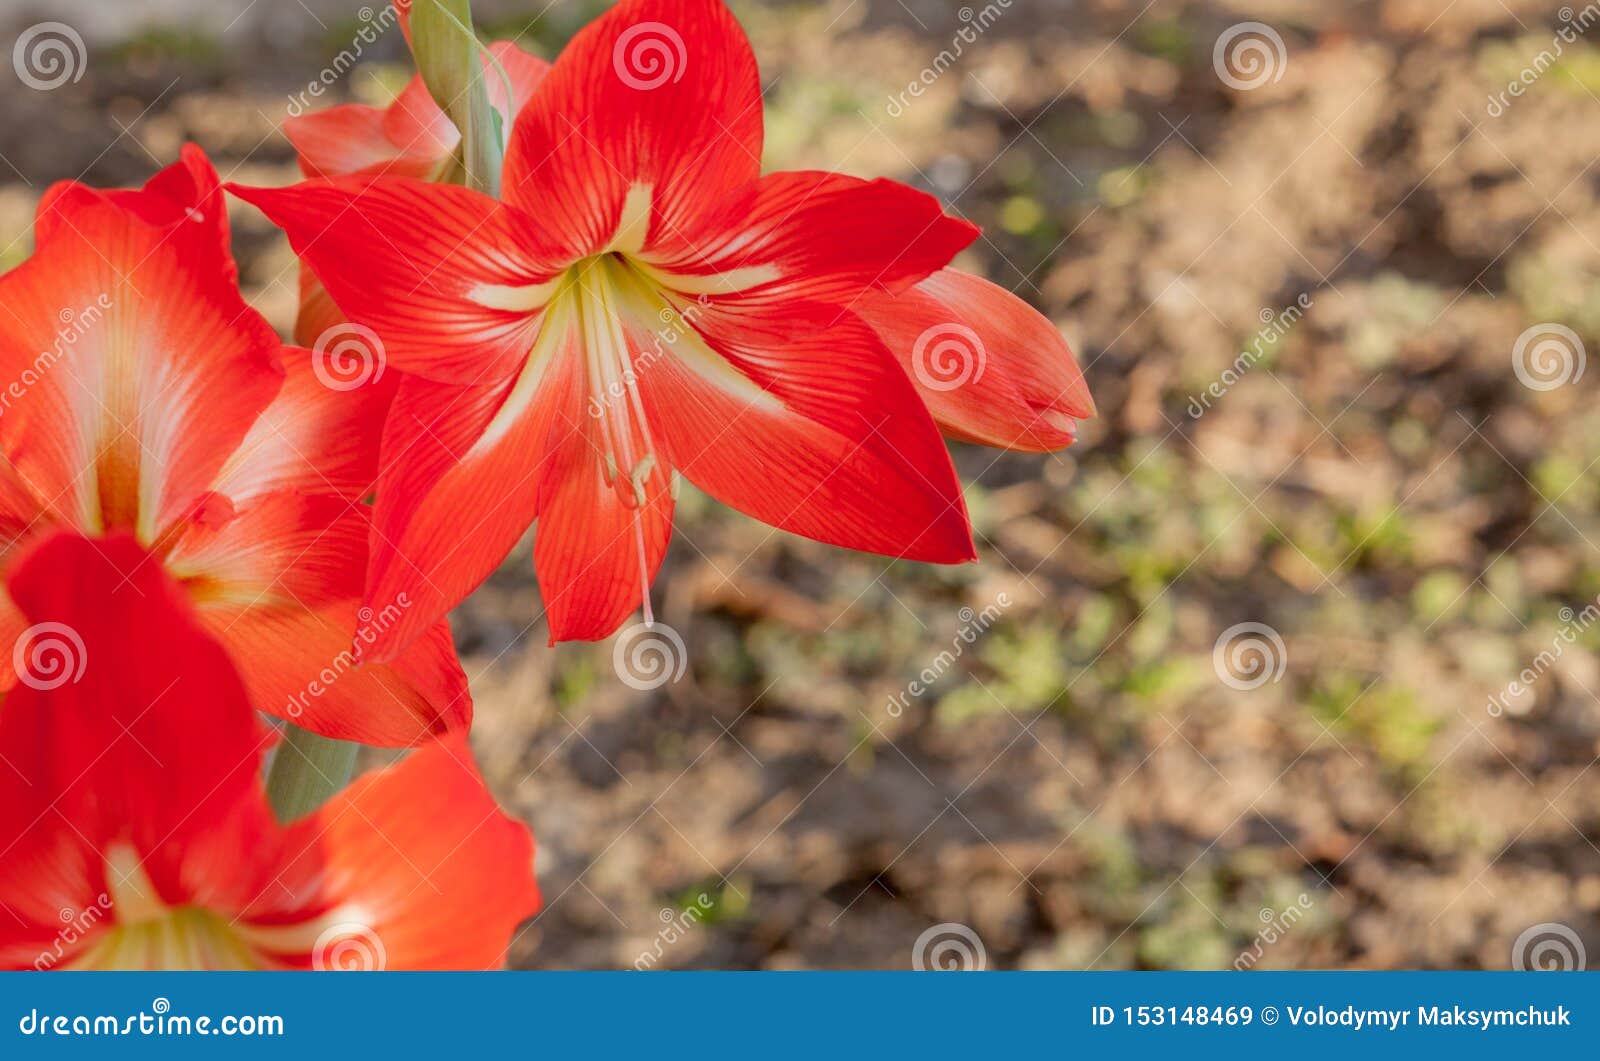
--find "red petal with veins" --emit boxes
[533,403,675,644]
[501,0,762,260]
[214,345,394,506]
[229,177,560,385]
[286,102,439,181]
[360,342,585,661]
[639,304,975,564]
[35,143,237,281]
[0,532,276,916]
[276,733,539,970]
[856,268,1094,452]
[654,171,978,311]
[170,494,472,746]
[0,531,533,969]
[287,42,548,182]
[0,195,283,542]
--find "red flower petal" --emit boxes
[360,349,584,661]
[0,198,283,542]
[229,177,560,385]
[213,346,394,505]
[533,404,675,644]
[168,493,471,746]
[0,532,526,969]
[1,532,275,898]
[285,102,439,181]
[198,598,470,747]
[283,733,538,970]
[856,268,1094,452]
[653,171,978,310]
[639,305,976,564]
[35,144,237,281]
[285,41,548,348]
[287,43,548,182]
[501,0,762,260]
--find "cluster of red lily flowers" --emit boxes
[0,0,1089,971]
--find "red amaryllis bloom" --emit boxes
[233,0,995,656]
[0,145,467,745]
[283,37,548,345]
[0,531,537,971]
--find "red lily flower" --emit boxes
[0,531,538,971]
[232,0,989,656]
[283,38,549,345]
[0,146,468,746]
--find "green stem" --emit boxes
[266,723,360,823]
[410,0,502,196]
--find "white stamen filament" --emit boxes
[572,256,667,626]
